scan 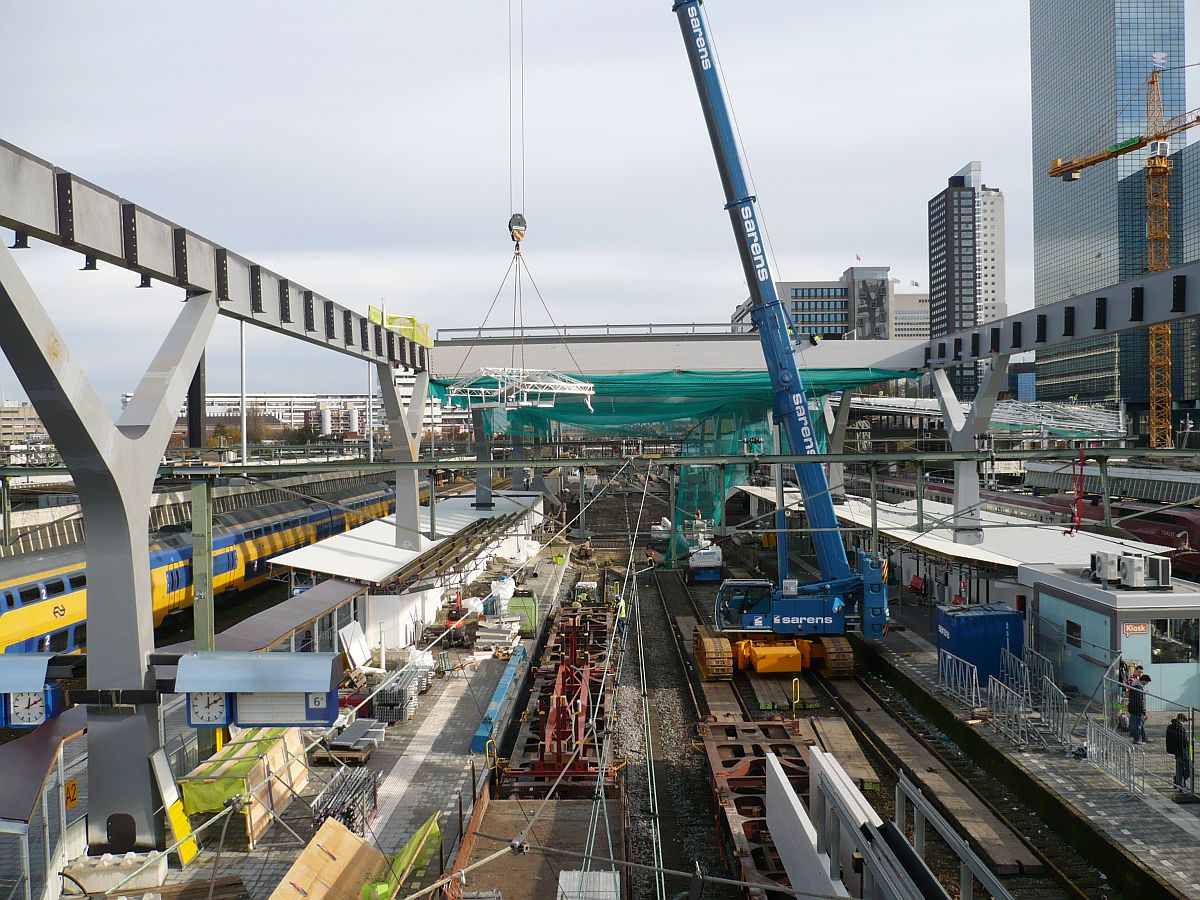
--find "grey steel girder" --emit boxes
[377,364,426,550]
[932,357,1010,545]
[0,139,426,372]
[0,242,218,851]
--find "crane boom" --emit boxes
[671,0,851,582]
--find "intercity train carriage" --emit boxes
[0,482,394,654]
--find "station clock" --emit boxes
[186,691,233,727]
[7,683,64,728]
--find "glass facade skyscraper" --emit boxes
[1031,0,1197,427]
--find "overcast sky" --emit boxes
[0,2,1190,409]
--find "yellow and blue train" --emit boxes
[0,482,395,654]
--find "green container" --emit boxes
[509,594,539,635]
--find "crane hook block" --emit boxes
[509,213,527,244]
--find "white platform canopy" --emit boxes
[271,493,541,585]
[730,485,1170,569]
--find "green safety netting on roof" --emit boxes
[430,368,912,437]
[432,367,913,548]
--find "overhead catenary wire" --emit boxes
[580,465,654,883]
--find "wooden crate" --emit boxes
[179,727,311,850]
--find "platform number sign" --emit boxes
[64,779,79,811]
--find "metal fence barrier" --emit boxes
[1086,718,1144,794]
[1024,646,1055,704]
[938,649,982,711]
[1000,648,1033,707]
[987,676,1030,748]
[1038,675,1071,746]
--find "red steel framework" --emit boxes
[503,599,618,798]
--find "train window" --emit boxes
[45,579,65,597]
[69,574,86,590]
[20,586,41,604]
[49,629,69,652]
[4,592,13,609]
[74,622,86,646]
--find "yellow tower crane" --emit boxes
[1049,68,1200,448]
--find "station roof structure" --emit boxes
[271,493,540,585]
[731,485,1170,569]
[847,396,1125,439]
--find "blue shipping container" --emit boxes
[935,602,1024,687]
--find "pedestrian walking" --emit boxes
[1129,674,1151,744]
[615,594,628,642]
[1167,712,1193,791]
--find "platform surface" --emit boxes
[462,799,624,900]
[881,602,1200,896]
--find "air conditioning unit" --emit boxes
[1120,554,1147,589]
[1147,555,1173,589]
[1091,551,1120,583]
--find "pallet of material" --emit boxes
[311,744,374,766]
[831,680,1042,876]
[178,728,310,851]
[809,716,880,791]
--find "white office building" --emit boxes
[122,373,468,437]
[976,183,1007,324]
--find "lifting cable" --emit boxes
[455,0,590,408]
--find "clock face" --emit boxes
[188,692,229,725]
[10,691,47,726]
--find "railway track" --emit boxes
[648,561,1115,898]
[836,672,1119,900]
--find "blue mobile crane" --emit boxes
[671,1,887,676]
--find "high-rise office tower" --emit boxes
[928,162,1006,399]
[1031,0,1198,433]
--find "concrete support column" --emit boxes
[0,244,218,852]
[471,408,494,510]
[821,391,854,501]
[377,364,426,550]
[931,357,1009,545]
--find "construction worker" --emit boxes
[645,549,655,569]
[616,594,628,641]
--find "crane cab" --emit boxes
[715,579,776,631]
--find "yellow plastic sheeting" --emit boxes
[368,307,432,347]
[166,798,199,866]
[360,812,441,899]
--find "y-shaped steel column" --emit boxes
[821,391,855,501]
[0,245,218,851]
[377,364,427,550]
[931,358,1009,545]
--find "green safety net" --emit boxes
[431,367,913,543]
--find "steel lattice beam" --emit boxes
[0,139,426,371]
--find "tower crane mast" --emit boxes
[1049,69,1200,448]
